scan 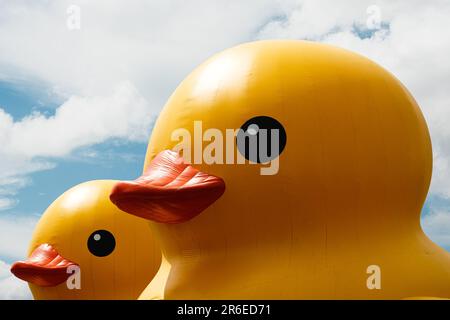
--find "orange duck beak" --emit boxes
[110,150,226,224]
[11,243,78,287]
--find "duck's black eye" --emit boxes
[237,116,287,163]
[87,230,115,257]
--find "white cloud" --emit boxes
[0,176,34,213]
[2,81,151,158]
[0,210,38,300]
[0,260,32,300]
[0,215,35,299]
[0,198,17,211]
[0,215,38,261]
[0,0,283,100]
[422,211,450,249]
[0,160,54,211]
[0,81,153,208]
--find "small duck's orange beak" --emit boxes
[11,243,78,287]
[110,150,226,224]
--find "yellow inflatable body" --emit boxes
[111,40,450,299]
[11,180,161,299]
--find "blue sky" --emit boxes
[1,0,450,299]
[0,81,149,223]
[0,80,152,269]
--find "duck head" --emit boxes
[110,41,450,299]
[11,180,162,299]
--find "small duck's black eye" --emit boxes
[87,230,115,257]
[237,116,287,163]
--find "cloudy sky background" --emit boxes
[0,0,449,299]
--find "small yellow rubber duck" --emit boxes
[11,180,161,299]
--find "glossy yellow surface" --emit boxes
[29,180,161,299]
[139,40,450,299]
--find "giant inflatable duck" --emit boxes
[11,180,161,299]
[110,40,450,299]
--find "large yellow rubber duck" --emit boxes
[110,40,450,299]
[11,180,161,299]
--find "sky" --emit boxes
[0,0,450,299]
